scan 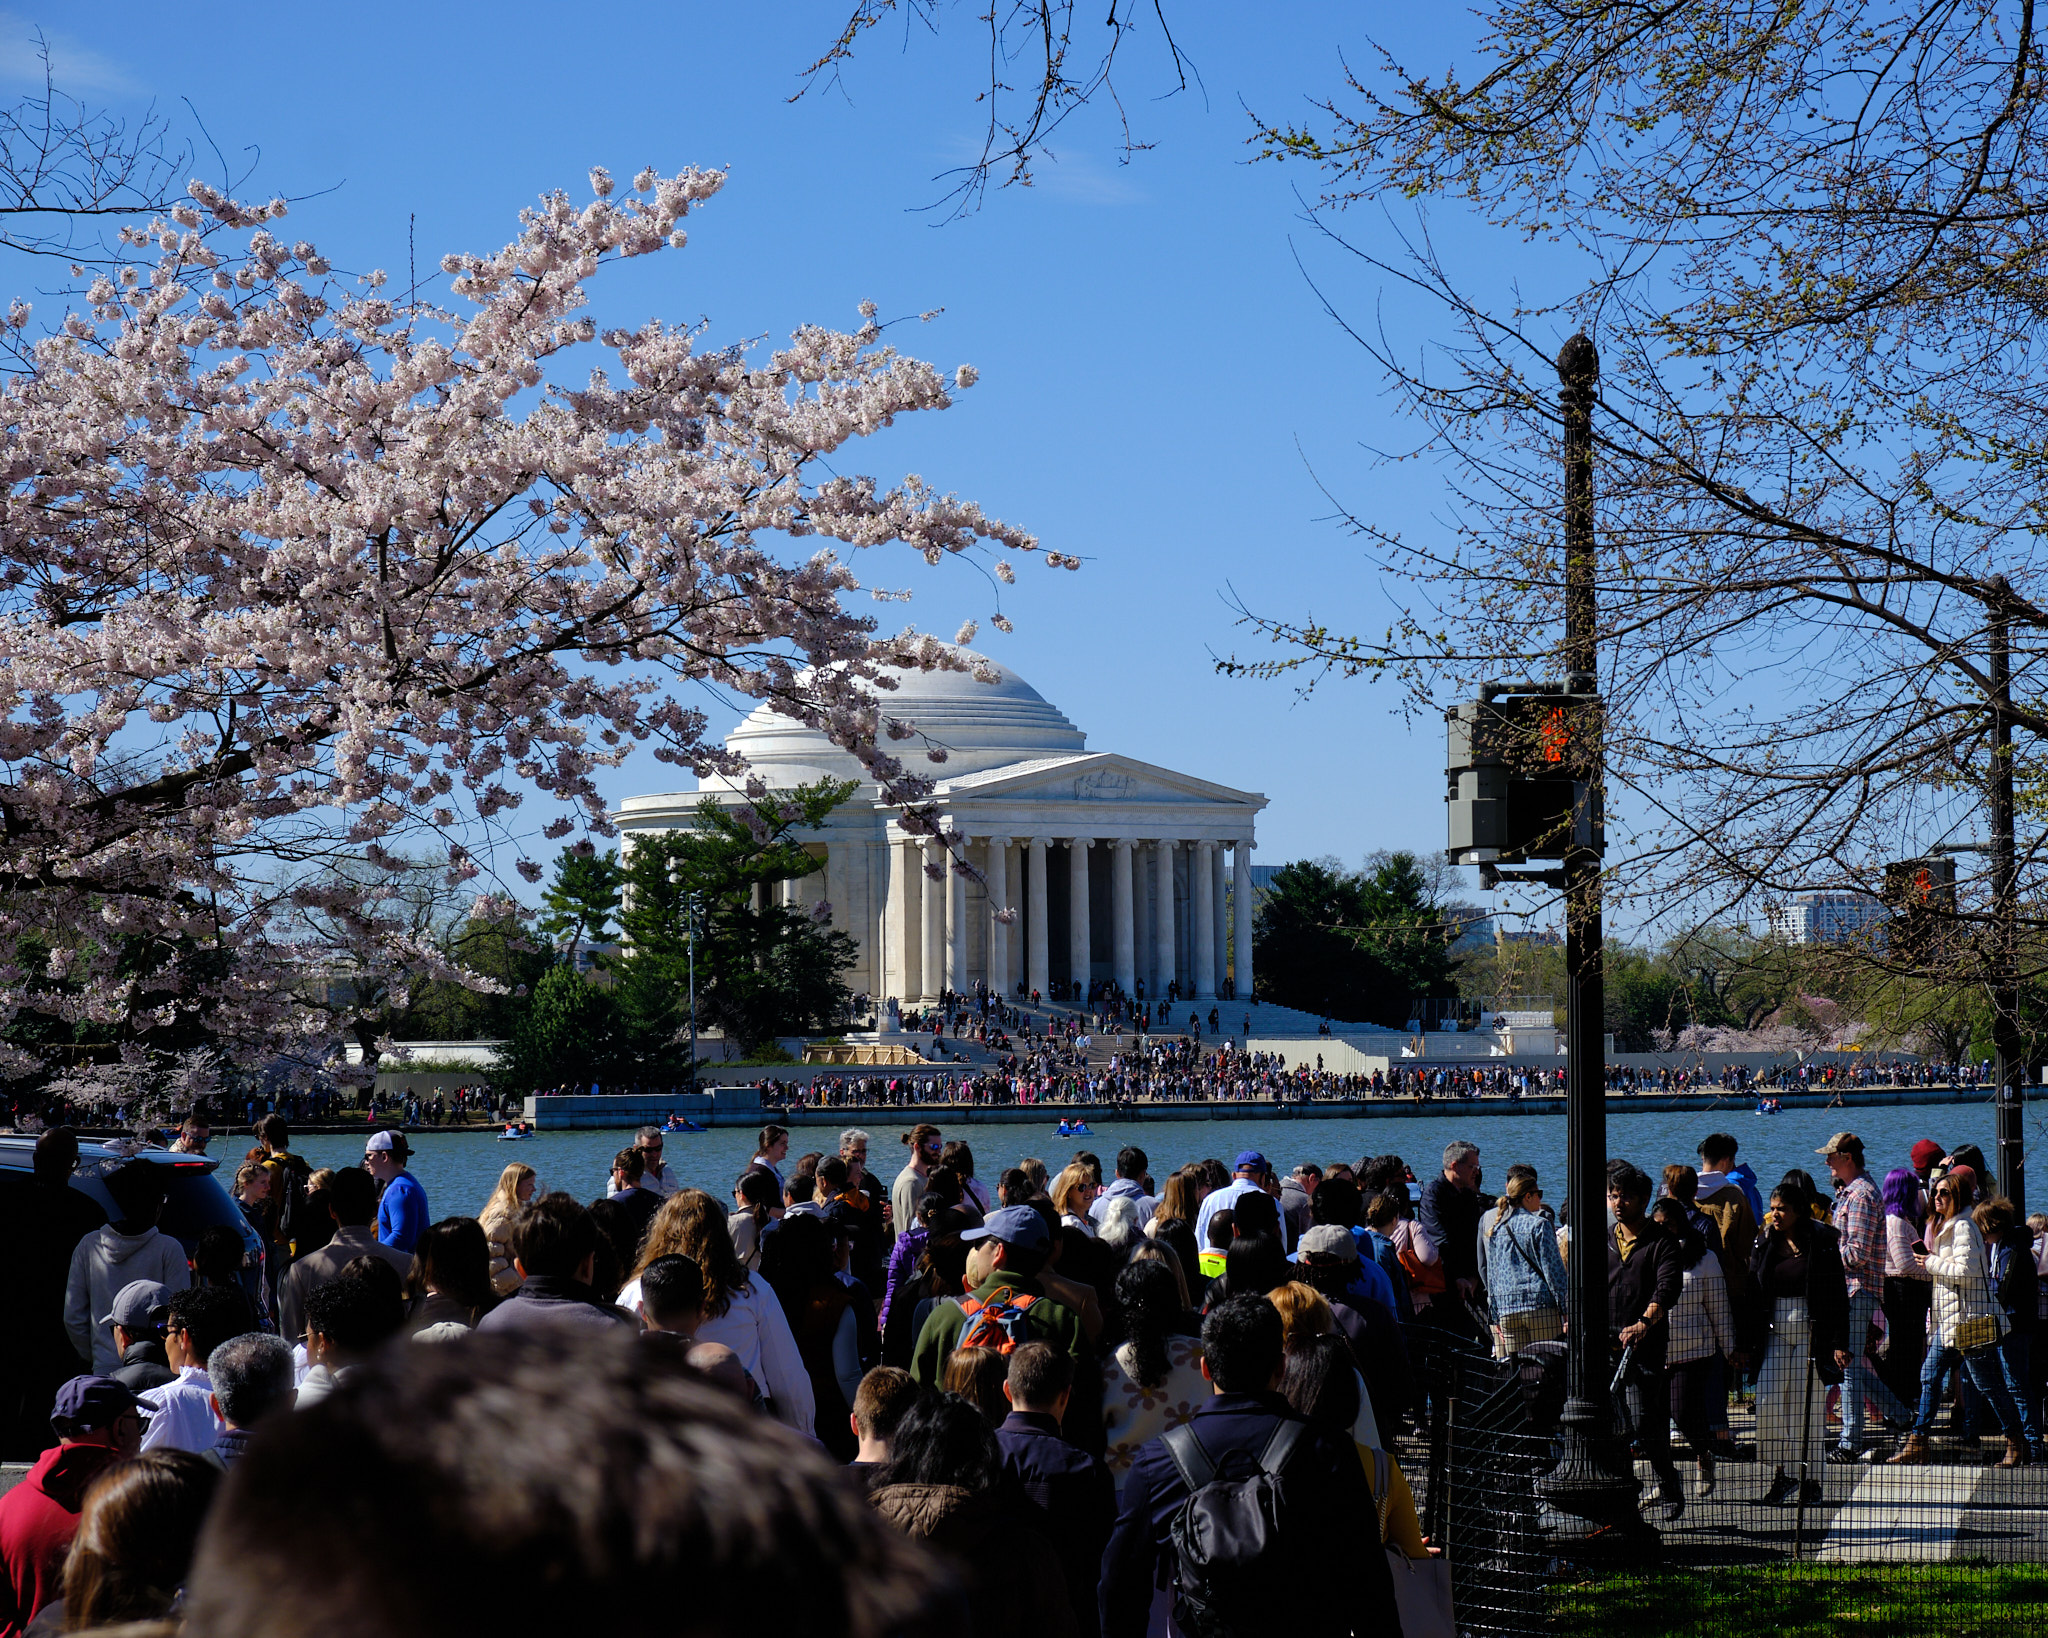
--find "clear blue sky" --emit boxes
[8,5,1578,889]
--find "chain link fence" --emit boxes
[1402,1331,2048,1636]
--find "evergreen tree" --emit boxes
[1252,852,1459,1026]
[502,962,630,1092]
[615,779,860,1060]
[536,846,624,961]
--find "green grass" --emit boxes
[1551,1563,2048,1637]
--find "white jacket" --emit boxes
[65,1226,192,1371]
[615,1271,817,1437]
[1926,1215,2005,1348]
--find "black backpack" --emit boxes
[1159,1418,1311,1638]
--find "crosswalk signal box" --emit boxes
[1445,694,1602,865]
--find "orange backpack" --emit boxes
[956,1286,1040,1354]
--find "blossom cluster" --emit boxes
[0,167,1041,1078]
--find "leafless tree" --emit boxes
[795,1,1196,214]
[0,32,250,264]
[1205,5,2048,1017]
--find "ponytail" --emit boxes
[1489,1171,1539,1238]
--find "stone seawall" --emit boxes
[522,1083,2004,1130]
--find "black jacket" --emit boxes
[1329,1298,1413,1438]
[1741,1221,1850,1364]
[1099,1391,1399,1638]
[1418,1177,1483,1286]
[994,1411,1116,1638]
[1606,1218,1685,1372]
[1993,1225,2039,1338]
[109,1338,176,1393]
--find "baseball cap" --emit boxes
[1910,1139,1944,1170]
[99,1279,171,1332]
[1815,1132,1863,1159]
[1293,1224,1361,1264]
[1232,1150,1268,1174]
[365,1130,411,1158]
[50,1376,151,1437]
[960,1205,1051,1254]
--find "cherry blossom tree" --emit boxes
[0,163,1050,1081]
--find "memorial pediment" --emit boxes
[936,752,1259,809]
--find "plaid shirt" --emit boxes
[1666,1249,1737,1366]
[1831,1172,1883,1299]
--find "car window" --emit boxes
[162,1173,258,1257]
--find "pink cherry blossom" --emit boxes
[0,165,1045,1081]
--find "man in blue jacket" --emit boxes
[994,1342,1115,1638]
[1099,1294,1400,1638]
[365,1131,427,1255]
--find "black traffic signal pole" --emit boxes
[1989,582,2026,1213]
[1531,332,1644,1536]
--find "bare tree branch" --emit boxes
[793,1,1198,215]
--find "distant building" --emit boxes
[569,941,619,975]
[1497,926,1562,948]
[1447,908,1494,951]
[1769,892,1884,945]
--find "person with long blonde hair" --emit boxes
[619,1188,815,1436]
[1146,1165,1203,1280]
[1125,1238,1191,1310]
[478,1163,535,1297]
[1269,1279,1382,1450]
[1266,1280,1337,1353]
[1483,1167,1568,1357]
[1051,1162,1099,1236]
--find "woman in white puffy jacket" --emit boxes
[1887,1169,2029,1466]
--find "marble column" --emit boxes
[1211,841,1228,999]
[1110,838,1136,997]
[987,836,1010,996]
[886,837,920,1005]
[1233,838,1255,1004]
[1068,838,1092,993]
[1027,837,1051,997]
[921,836,945,1002]
[1152,839,1176,1000]
[1191,840,1216,999]
[946,835,967,993]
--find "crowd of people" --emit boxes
[1,1111,2041,1636]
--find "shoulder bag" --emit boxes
[1954,1233,2006,1356]
[1369,1447,1456,1638]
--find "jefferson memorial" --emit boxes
[614,651,1264,1008]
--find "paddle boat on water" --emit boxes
[1754,1097,1785,1116]
[1055,1118,1094,1139]
[498,1120,538,1141]
[662,1114,707,1134]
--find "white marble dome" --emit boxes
[717,648,1087,784]
[618,642,1263,1010]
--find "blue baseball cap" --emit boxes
[1233,1150,1268,1173]
[960,1205,1051,1253]
[50,1376,150,1437]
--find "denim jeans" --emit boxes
[1839,1288,1911,1449]
[1914,1339,2028,1444]
[1994,1331,2040,1448]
